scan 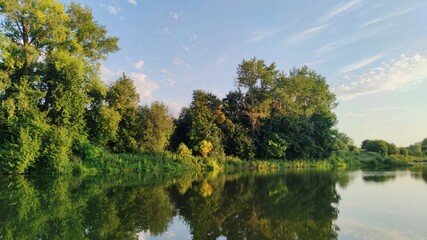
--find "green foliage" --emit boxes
[177,143,193,157]
[187,90,224,156]
[266,133,288,159]
[399,147,409,156]
[361,139,389,155]
[106,74,140,152]
[198,140,213,157]
[408,143,422,157]
[422,138,427,153]
[138,102,175,153]
[0,0,118,173]
[0,127,42,174]
[38,126,72,173]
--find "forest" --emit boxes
[0,1,425,174]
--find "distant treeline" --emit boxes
[361,138,427,157]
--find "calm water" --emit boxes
[1,167,427,240]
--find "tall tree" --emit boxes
[0,0,118,173]
[106,74,140,152]
[138,101,175,153]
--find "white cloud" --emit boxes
[100,65,121,83]
[315,34,365,55]
[135,60,145,69]
[100,66,159,100]
[318,0,362,23]
[288,23,331,44]
[128,0,137,6]
[248,29,280,43]
[166,79,176,87]
[183,45,190,52]
[339,54,383,74]
[169,12,180,21]
[173,57,191,69]
[360,4,418,28]
[160,68,177,87]
[101,4,121,15]
[334,52,427,100]
[155,27,170,34]
[128,72,159,98]
[215,56,227,66]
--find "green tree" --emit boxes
[187,90,224,156]
[387,143,398,155]
[177,143,192,157]
[138,101,175,153]
[106,74,140,152]
[399,147,409,156]
[0,0,118,173]
[361,140,389,155]
[421,138,427,153]
[408,143,422,157]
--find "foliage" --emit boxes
[138,102,175,153]
[177,143,193,157]
[198,140,213,157]
[0,0,118,173]
[106,74,140,152]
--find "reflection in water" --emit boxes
[171,171,344,240]
[0,170,349,240]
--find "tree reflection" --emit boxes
[170,170,344,240]
[0,170,350,240]
[0,175,174,240]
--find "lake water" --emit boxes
[1,167,427,239]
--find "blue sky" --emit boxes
[62,0,427,147]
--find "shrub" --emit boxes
[177,143,192,157]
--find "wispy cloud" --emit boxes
[101,4,121,15]
[318,0,363,23]
[155,27,170,34]
[360,4,419,28]
[339,54,382,74]
[160,68,176,87]
[128,0,137,6]
[316,36,360,55]
[288,23,331,44]
[173,57,191,69]
[169,12,180,21]
[134,60,145,69]
[248,29,280,43]
[334,52,427,100]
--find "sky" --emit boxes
[61,0,427,147]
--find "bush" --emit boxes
[38,126,72,172]
[177,143,192,157]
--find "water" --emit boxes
[1,167,427,239]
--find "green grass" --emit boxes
[68,141,425,175]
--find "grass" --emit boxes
[69,140,425,175]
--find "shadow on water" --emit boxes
[0,170,352,239]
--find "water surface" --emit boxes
[1,167,427,239]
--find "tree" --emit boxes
[361,140,389,155]
[187,90,224,156]
[106,74,140,152]
[138,101,175,153]
[387,143,398,155]
[421,138,427,153]
[235,58,279,132]
[0,0,118,173]
[399,147,409,156]
[408,143,422,157]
